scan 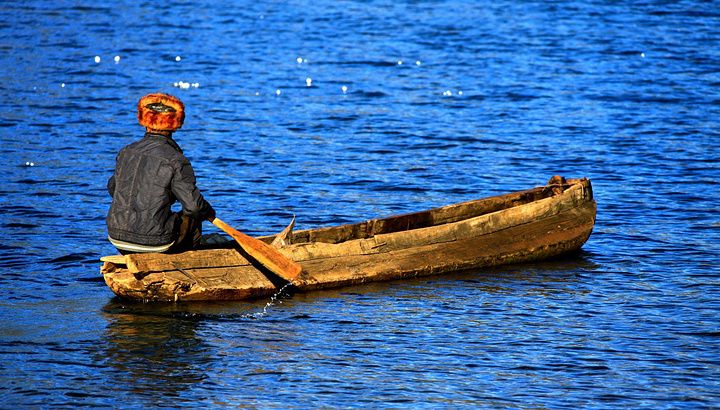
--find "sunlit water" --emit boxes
[1,1,719,408]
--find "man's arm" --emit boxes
[107,174,115,197]
[171,160,215,222]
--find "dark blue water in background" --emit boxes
[1,0,719,408]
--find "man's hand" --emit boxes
[206,208,216,222]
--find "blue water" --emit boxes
[1,0,719,408]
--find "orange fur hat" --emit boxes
[137,93,185,131]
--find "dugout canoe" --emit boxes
[101,176,596,301]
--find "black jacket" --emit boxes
[106,132,215,246]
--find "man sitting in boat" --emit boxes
[106,93,216,255]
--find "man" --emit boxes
[106,93,215,254]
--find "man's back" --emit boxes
[106,93,214,254]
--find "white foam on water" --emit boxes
[246,282,294,319]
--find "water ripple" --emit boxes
[0,0,719,408]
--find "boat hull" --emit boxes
[101,177,596,301]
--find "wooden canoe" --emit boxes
[101,176,596,301]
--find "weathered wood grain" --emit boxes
[101,177,596,301]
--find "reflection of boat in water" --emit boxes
[100,176,596,302]
[99,301,209,397]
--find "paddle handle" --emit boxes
[212,217,302,282]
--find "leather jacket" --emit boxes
[106,132,215,246]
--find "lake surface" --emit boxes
[1,0,719,408]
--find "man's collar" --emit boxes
[144,131,183,153]
[145,129,173,138]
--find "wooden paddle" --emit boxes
[211,217,302,282]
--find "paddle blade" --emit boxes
[212,218,302,282]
